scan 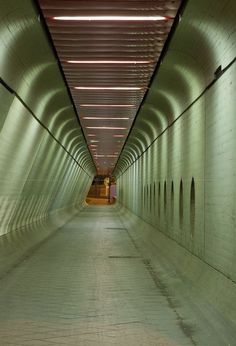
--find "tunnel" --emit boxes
[0,0,236,345]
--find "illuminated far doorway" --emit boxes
[86,175,116,205]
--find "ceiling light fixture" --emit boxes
[83,117,130,120]
[87,127,127,130]
[113,134,125,137]
[80,104,135,107]
[53,16,168,21]
[75,86,143,90]
[68,60,153,64]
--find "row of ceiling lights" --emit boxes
[52,15,172,172]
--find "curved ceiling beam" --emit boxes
[69,137,85,156]
[121,149,136,164]
[135,116,160,143]
[140,104,168,131]
[130,127,150,150]
[125,141,142,157]
[55,119,78,139]
[61,128,81,149]
[48,106,73,133]
[67,134,84,154]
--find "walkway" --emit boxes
[0,205,235,345]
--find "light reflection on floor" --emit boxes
[86,197,116,205]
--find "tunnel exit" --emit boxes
[86,175,117,205]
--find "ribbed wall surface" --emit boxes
[115,0,236,282]
[0,1,95,236]
[0,0,235,342]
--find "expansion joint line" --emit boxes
[0,77,93,178]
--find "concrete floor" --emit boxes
[0,205,235,345]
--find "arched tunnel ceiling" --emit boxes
[37,0,182,175]
[113,0,236,177]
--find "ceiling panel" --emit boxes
[38,0,182,175]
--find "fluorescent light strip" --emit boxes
[94,155,118,158]
[68,60,153,64]
[53,16,167,21]
[87,127,127,130]
[80,104,135,107]
[83,117,130,120]
[75,86,143,90]
[113,134,125,137]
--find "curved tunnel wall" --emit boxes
[0,1,96,236]
[115,0,236,282]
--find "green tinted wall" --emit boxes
[0,1,95,236]
[115,0,236,282]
